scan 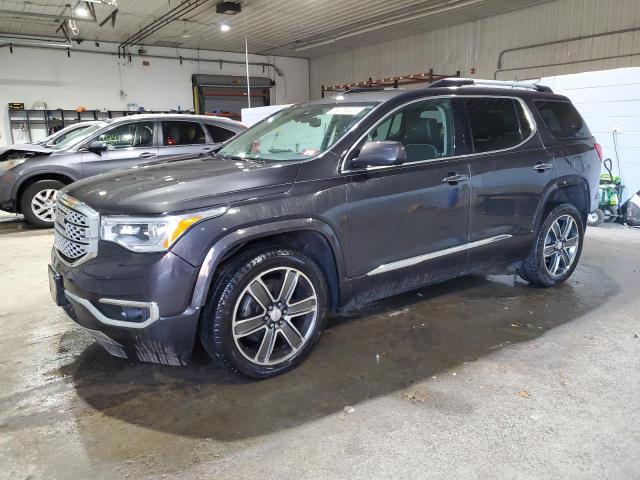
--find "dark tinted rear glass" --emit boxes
[206,124,236,143]
[162,121,206,145]
[465,98,532,153]
[534,100,591,139]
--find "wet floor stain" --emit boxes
[53,261,618,453]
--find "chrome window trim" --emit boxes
[340,94,538,174]
[367,234,513,276]
[65,290,160,329]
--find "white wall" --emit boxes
[309,0,640,99]
[540,67,640,203]
[0,42,309,146]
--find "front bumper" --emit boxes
[50,245,202,365]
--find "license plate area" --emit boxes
[48,265,68,306]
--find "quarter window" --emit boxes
[534,100,591,139]
[465,98,532,153]
[162,121,206,146]
[205,124,236,143]
[366,98,455,161]
[96,122,154,149]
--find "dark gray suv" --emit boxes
[48,79,601,379]
[0,114,245,227]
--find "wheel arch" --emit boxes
[533,176,590,232]
[14,171,77,213]
[190,218,345,312]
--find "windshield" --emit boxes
[218,102,377,161]
[50,122,108,150]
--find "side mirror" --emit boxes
[350,141,406,169]
[87,141,108,155]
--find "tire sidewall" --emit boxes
[20,180,64,228]
[205,248,329,379]
[534,204,584,286]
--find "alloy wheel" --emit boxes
[543,214,580,278]
[232,266,318,366]
[30,188,58,223]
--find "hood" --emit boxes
[64,156,300,215]
[0,143,54,160]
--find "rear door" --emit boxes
[345,97,471,295]
[157,120,211,160]
[80,120,158,177]
[462,96,556,271]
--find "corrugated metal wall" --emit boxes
[310,0,640,98]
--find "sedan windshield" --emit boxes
[50,122,109,150]
[218,102,377,161]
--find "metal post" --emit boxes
[245,35,251,109]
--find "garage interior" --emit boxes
[1,0,639,478]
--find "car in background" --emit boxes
[34,121,100,148]
[0,114,246,227]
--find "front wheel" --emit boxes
[200,247,329,379]
[20,179,65,228]
[519,203,584,287]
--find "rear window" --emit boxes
[205,124,236,143]
[162,121,206,146]
[534,100,591,139]
[465,98,532,153]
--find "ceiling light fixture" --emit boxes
[220,23,230,32]
[181,21,192,38]
[74,4,90,17]
[67,19,80,36]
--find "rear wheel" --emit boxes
[200,247,329,379]
[519,203,584,287]
[20,179,64,228]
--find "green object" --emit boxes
[598,173,622,207]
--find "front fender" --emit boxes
[186,217,346,308]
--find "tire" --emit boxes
[20,179,65,228]
[587,208,604,227]
[603,206,618,223]
[199,246,329,379]
[519,203,584,287]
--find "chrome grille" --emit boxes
[53,192,99,266]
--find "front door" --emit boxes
[461,96,557,270]
[81,120,158,177]
[345,97,470,299]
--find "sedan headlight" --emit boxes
[0,158,27,171]
[100,206,227,252]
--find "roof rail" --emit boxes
[342,87,386,94]
[429,77,553,93]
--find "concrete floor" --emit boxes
[0,212,639,480]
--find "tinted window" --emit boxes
[162,121,206,146]
[534,100,591,139]
[366,98,455,161]
[206,124,236,143]
[465,98,531,153]
[97,122,154,149]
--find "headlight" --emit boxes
[100,206,227,252]
[0,158,27,171]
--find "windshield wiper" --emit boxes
[215,153,246,162]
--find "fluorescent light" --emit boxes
[220,23,230,32]
[67,19,80,36]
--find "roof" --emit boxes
[106,113,246,129]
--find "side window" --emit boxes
[534,100,591,139]
[205,124,236,143]
[365,98,455,162]
[162,121,206,146]
[96,122,154,149]
[465,98,531,153]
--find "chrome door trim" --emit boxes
[340,94,538,174]
[366,234,513,276]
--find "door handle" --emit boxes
[139,152,158,158]
[533,162,553,172]
[442,173,469,184]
